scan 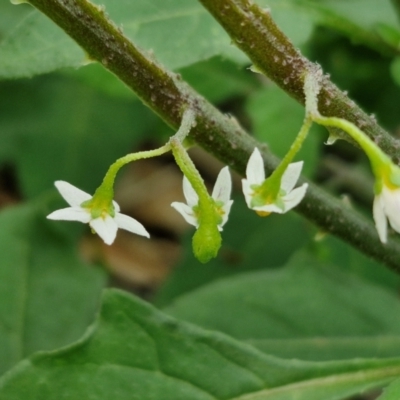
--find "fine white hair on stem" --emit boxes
[304,64,323,117]
[173,108,196,142]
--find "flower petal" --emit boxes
[171,201,198,227]
[373,194,388,243]
[281,161,303,193]
[90,215,118,245]
[47,207,91,223]
[112,200,121,213]
[114,213,150,238]
[246,148,265,186]
[54,181,92,207]
[212,166,232,203]
[253,203,284,214]
[242,179,254,208]
[219,199,234,229]
[282,183,308,212]
[381,187,400,234]
[182,176,199,208]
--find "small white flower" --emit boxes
[373,185,400,243]
[47,180,149,245]
[171,166,233,231]
[242,148,308,214]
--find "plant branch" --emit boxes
[198,0,400,163]
[26,0,400,271]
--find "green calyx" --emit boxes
[81,192,115,220]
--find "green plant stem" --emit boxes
[197,0,400,162]
[27,0,400,272]
[263,117,312,196]
[94,144,171,202]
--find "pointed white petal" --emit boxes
[212,166,232,203]
[47,207,91,223]
[282,183,308,212]
[182,176,199,208]
[242,179,254,208]
[373,195,387,243]
[246,148,265,185]
[381,187,400,234]
[112,200,121,213]
[171,202,198,227]
[114,213,150,238]
[281,161,303,193]
[90,215,118,245]
[54,181,92,207]
[219,199,234,228]
[253,203,284,214]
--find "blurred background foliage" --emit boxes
[1,1,400,398]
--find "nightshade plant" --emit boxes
[2,0,400,399]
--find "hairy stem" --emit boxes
[198,0,400,162]
[27,0,400,271]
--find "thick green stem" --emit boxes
[197,0,400,163]
[26,0,400,271]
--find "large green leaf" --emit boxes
[379,378,400,400]
[261,0,400,55]
[0,289,400,399]
[165,252,400,341]
[0,0,245,79]
[0,0,311,79]
[2,0,397,79]
[313,234,400,292]
[154,198,311,306]
[249,336,400,362]
[0,73,157,198]
[0,200,106,375]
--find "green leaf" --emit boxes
[0,1,244,79]
[1,289,400,399]
[0,73,158,198]
[179,57,259,104]
[0,4,84,79]
[312,235,400,292]
[379,378,400,400]
[0,200,106,375]
[0,0,314,79]
[165,252,400,340]
[249,336,400,362]
[261,0,400,55]
[246,85,321,178]
[155,198,311,306]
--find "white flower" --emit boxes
[242,148,308,214]
[171,166,233,231]
[373,185,400,243]
[47,180,149,245]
